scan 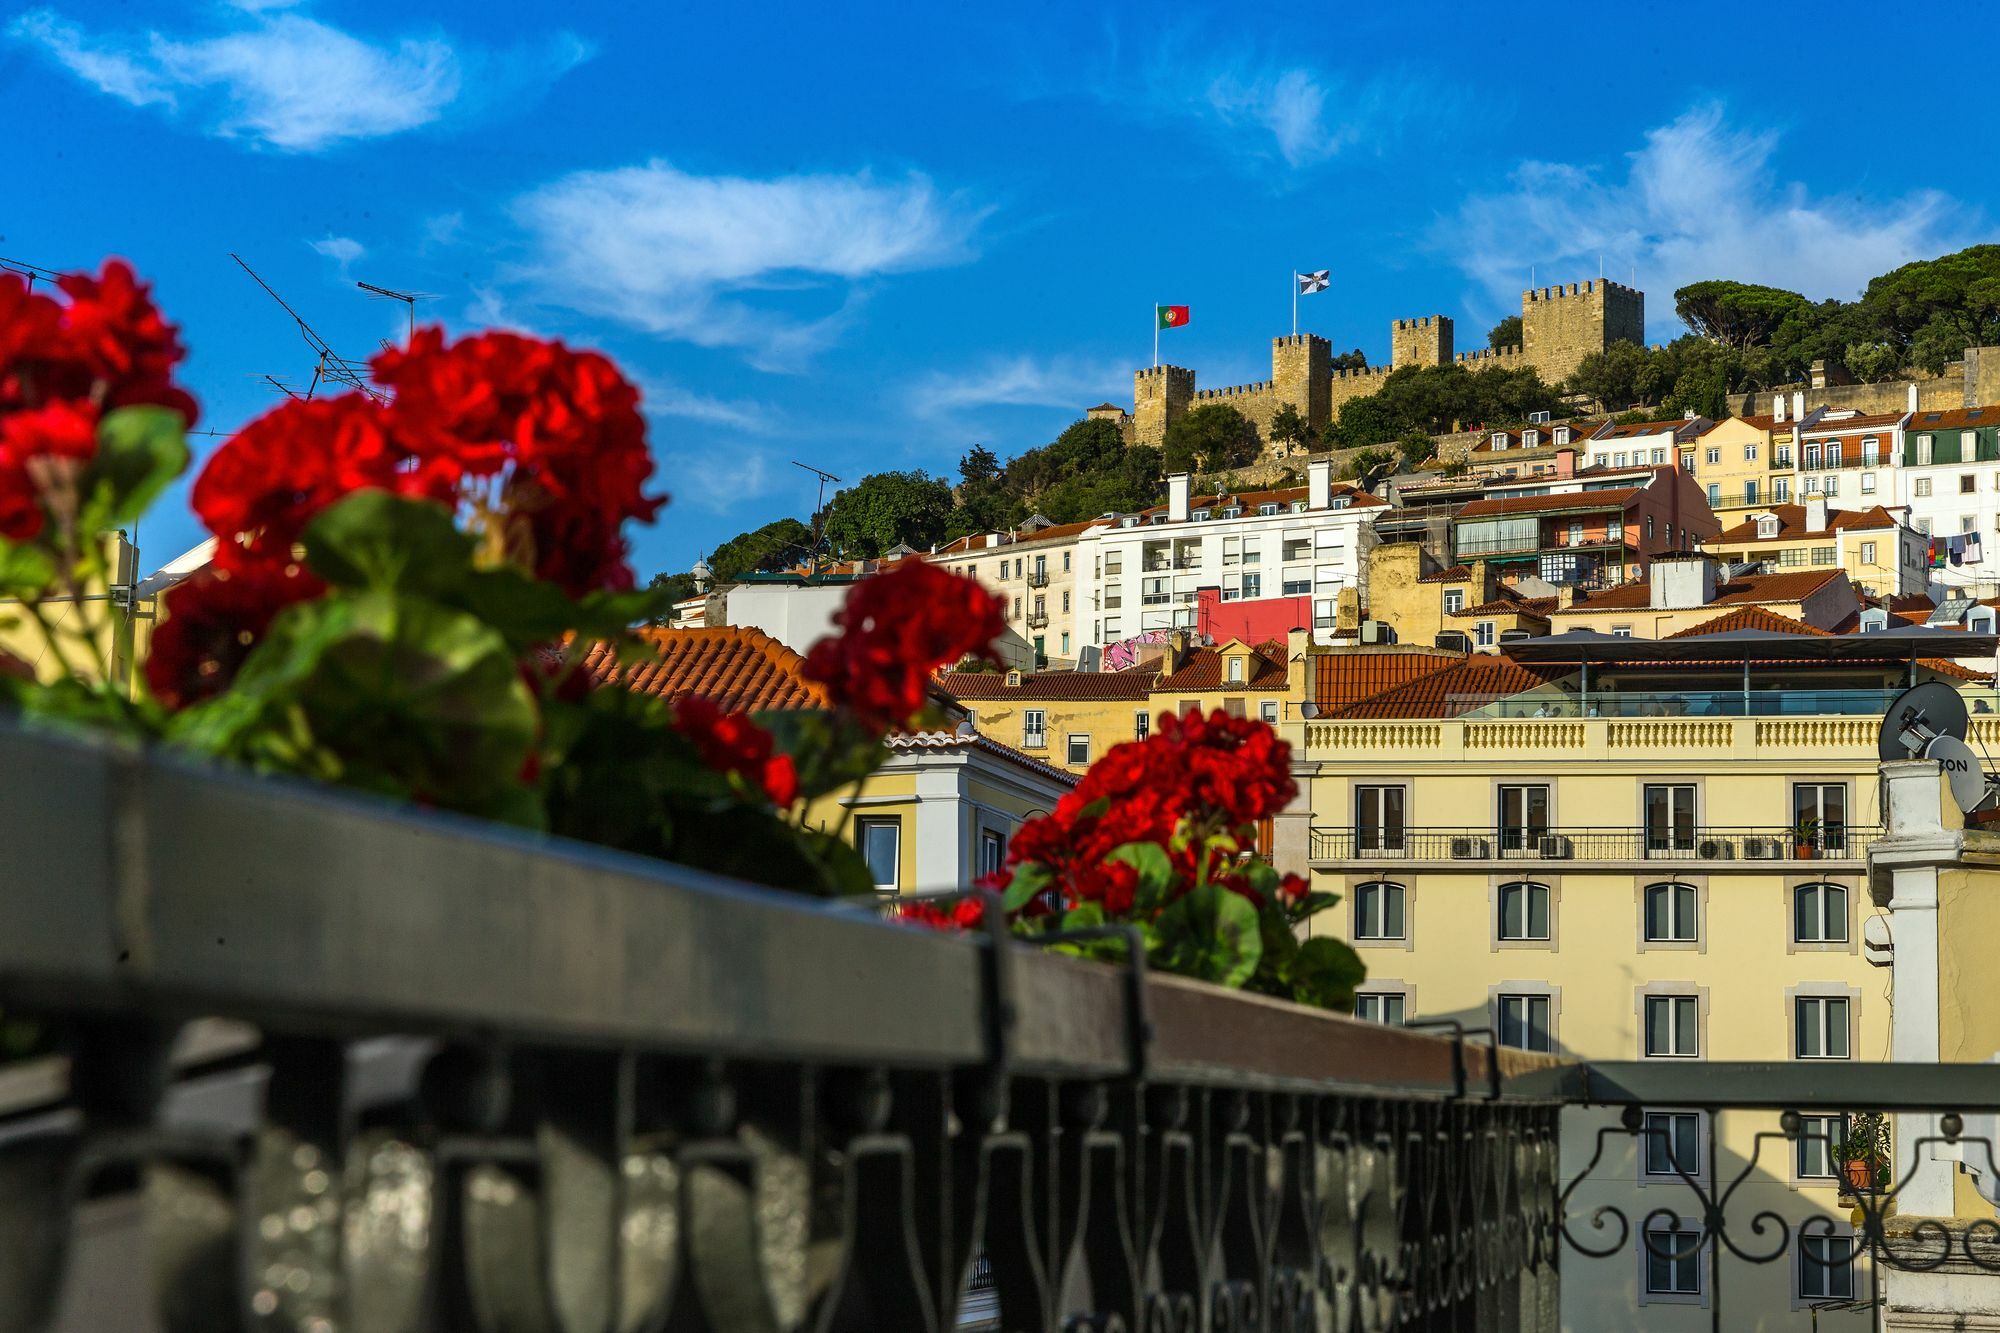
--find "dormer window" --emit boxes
[1332,497,1351,510]
[1757,516,1779,539]
[1290,500,1307,513]
[1553,426,1571,445]
[1523,429,1540,448]
[1492,432,1509,450]
[1226,656,1245,683]
[1222,506,1242,518]
[1192,509,1210,521]
[1259,503,1280,515]
[1004,669,1022,687]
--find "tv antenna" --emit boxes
[792,460,842,576]
[1878,681,1999,813]
[229,253,384,402]
[0,255,63,290]
[356,279,438,344]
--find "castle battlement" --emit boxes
[1455,345,1525,366]
[1330,364,1393,382]
[1271,333,1329,349]
[1393,316,1444,331]
[1524,279,1641,302]
[1194,380,1274,400]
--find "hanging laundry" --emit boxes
[1968,532,1986,566]
[1950,533,1966,567]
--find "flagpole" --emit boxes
[1291,273,1298,337]
[1153,305,1159,369]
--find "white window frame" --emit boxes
[857,817,902,896]
[1642,993,1701,1058]
[1134,711,1150,741]
[1022,709,1048,749]
[1353,880,1407,942]
[1793,993,1853,1060]
[1065,734,1091,766]
[1798,1234,1858,1303]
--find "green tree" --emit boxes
[1843,341,1903,384]
[1397,430,1435,471]
[1859,245,2000,349]
[1673,281,1816,347]
[1269,402,1308,453]
[1330,347,1369,372]
[958,444,1002,486]
[1487,314,1522,349]
[823,471,954,558]
[1162,404,1261,474]
[707,517,814,582]
[1566,340,1650,410]
[646,570,699,622]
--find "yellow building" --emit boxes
[1690,414,1779,519]
[1548,556,1862,637]
[1278,624,1994,1327]
[1702,499,1928,599]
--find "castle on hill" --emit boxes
[1089,279,1645,449]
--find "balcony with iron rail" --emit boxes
[1309,824,1879,868]
[1025,610,1050,629]
[1025,569,1050,588]
[3,721,1999,1331]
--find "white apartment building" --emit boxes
[1582,415,1709,471]
[1899,405,2000,591]
[1074,459,1382,653]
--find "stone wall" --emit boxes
[1133,364,1194,446]
[1521,280,1644,385]
[1391,316,1453,368]
[1733,348,2000,417]
[1190,379,1278,436]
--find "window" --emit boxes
[1862,436,1880,465]
[1241,572,1262,598]
[858,818,901,894]
[1497,994,1552,1052]
[1795,996,1851,1059]
[1260,700,1279,724]
[1062,552,1071,572]
[1356,786,1406,852]
[1643,784,1696,853]
[1011,597,1021,619]
[1643,1112,1700,1177]
[1651,448,1666,465]
[1824,474,1839,497]
[1614,451,1628,467]
[1443,588,1465,614]
[1964,474,1979,494]
[1474,620,1495,648]
[1916,478,1932,497]
[1498,784,1549,850]
[1066,734,1090,765]
[1680,450,1695,472]
[1744,480,1759,504]
[1776,443,1793,467]
[1794,783,1847,854]
[1645,516,1655,540]
[1794,882,1849,944]
[1756,515,1781,539]
[1796,1115,1841,1178]
[1804,442,1821,470]
[1226,656,1245,683]
[1062,591,1070,612]
[1283,576,1311,596]
[1060,632,1070,655]
[1644,995,1699,1057]
[1607,517,1624,539]
[1022,709,1047,749]
[1355,992,1406,1025]
[1811,545,1836,564]
[1567,519,1584,544]
[1498,881,1552,941]
[1134,711,1150,740]
[1259,503,1280,516]
[979,829,1006,878]
[1611,624,1633,637]
[1354,881,1406,940]
[1644,882,1698,943]
[1646,1227,1702,1295]
[1241,539,1261,564]
[1705,446,1720,465]
[1706,483,1720,506]
[1860,540,1877,565]
[1800,1236,1856,1300]
[1104,551,1122,575]
[1775,478,1790,503]
[1744,444,1758,462]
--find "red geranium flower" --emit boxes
[803,560,1006,733]
[146,562,323,710]
[673,694,799,808]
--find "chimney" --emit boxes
[1791,390,1805,422]
[1804,494,1829,532]
[1167,472,1191,523]
[1554,447,1577,479]
[1908,382,1920,413]
[1286,627,1311,700]
[1167,628,1191,670]
[1774,395,1787,424]
[1650,554,1719,611]
[1308,457,1333,510]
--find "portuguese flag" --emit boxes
[1156,304,1190,329]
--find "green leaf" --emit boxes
[0,540,56,599]
[1000,860,1051,913]
[1151,884,1261,989]
[86,406,190,530]
[303,491,476,595]
[1106,841,1175,895]
[1286,936,1367,1012]
[755,709,883,800]
[1076,796,1111,821]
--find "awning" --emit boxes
[1505,626,1998,664]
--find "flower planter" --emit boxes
[1794,842,1817,860]
[1842,1156,1877,1194]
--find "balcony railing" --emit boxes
[1311,824,1879,864]
[1025,569,1049,587]
[1025,611,1049,629]
[7,723,2000,1331]
[1451,689,2000,719]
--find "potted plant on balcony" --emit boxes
[1794,815,1822,860]
[1837,1112,1890,1196]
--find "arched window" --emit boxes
[1794,883,1848,944]
[1643,882,1698,943]
[1354,881,1406,941]
[1498,881,1551,941]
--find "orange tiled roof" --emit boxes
[1156,643,1288,691]
[1711,504,1899,544]
[940,667,1158,701]
[1561,568,1842,613]
[1908,406,2000,430]
[933,517,1111,556]
[883,731,1080,787]
[1593,417,1708,441]
[1313,650,1463,710]
[1417,564,1475,583]
[1457,487,1644,519]
[1332,654,1569,719]
[1800,411,1905,433]
[1136,484,1386,517]
[1665,607,1830,638]
[580,627,828,712]
[1452,596,1557,618]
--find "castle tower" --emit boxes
[1270,334,1332,432]
[1391,315,1454,369]
[1521,280,1645,386]
[1133,365,1195,446]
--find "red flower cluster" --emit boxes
[803,560,1006,732]
[673,695,800,808]
[145,562,323,710]
[1004,709,1306,915]
[0,261,196,542]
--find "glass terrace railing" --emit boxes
[1450,688,2000,719]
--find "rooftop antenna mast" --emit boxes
[229,253,384,402]
[355,279,438,345]
[792,460,842,576]
[0,255,64,291]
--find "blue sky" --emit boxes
[3,0,1992,581]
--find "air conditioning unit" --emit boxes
[1537,834,1573,860]
[1696,839,1734,861]
[1742,836,1784,860]
[1450,837,1490,860]
[1435,631,1472,653]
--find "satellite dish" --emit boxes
[1878,681,1970,762]
[1927,734,1991,813]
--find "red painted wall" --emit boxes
[1195,587,1313,644]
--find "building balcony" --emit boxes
[1310,824,1878,867]
[1026,569,1050,588]
[1026,611,1050,629]
[1303,711,2000,762]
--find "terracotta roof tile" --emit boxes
[1313,650,1464,709]
[581,627,828,712]
[1417,564,1475,583]
[1332,654,1570,719]
[1156,644,1288,691]
[1561,568,1842,613]
[1137,484,1386,517]
[883,731,1081,787]
[1908,406,2000,430]
[1452,596,1556,618]
[1664,607,1829,638]
[933,518,1111,556]
[1801,411,1906,431]
[1456,487,1644,519]
[1711,504,1899,543]
[940,667,1158,701]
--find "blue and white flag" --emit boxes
[1296,270,1330,295]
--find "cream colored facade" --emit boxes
[930,520,1102,670]
[1690,416,1778,518]
[1279,703,1985,1328]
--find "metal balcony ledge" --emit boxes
[1310,825,1879,868]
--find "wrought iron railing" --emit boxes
[1310,824,1880,863]
[1026,570,1050,588]
[1,723,1998,1331]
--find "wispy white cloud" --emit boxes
[8,6,590,152]
[509,160,985,369]
[636,374,774,434]
[656,444,778,516]
[423,212,465,248]
[309,235,365,280]
[905,354,1129,419]
[1439,103,1975,327]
